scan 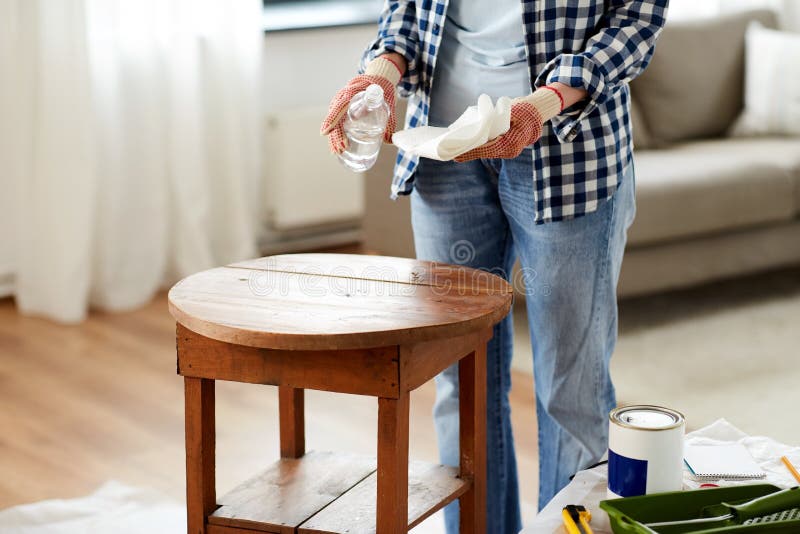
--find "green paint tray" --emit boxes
[600,484,800,533]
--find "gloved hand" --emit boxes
[454,87,564,162]
[320,56,402,154]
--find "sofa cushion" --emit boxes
[628,138,800,247]
[631,9,778,145]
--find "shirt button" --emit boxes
[433,23,440,35]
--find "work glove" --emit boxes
[320,57,402,154]
[454,87,564,162]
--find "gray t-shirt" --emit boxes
[429,0,530,127]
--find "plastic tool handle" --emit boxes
[578,515,594,534]
[562,505,594,534]
[728,486,800,521]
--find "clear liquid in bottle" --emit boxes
[338,84,389,173]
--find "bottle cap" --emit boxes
[365,84,385,107]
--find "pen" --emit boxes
[781,456,800,484]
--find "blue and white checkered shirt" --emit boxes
[360,0,668,223]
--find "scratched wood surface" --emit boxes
[297,461,467,534]
[168,254,513,351]
[209,451,376,533]
[208,453,467,534]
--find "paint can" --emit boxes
[607,405,685,498]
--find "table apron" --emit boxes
[177,325,400,397]
[177,325,493,398]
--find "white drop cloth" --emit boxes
[391,94,512,161]
[0,481,184,534]
[523,419,800,534]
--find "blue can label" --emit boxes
[608,448,648,497]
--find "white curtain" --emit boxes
[0,0,263,322]
[669,0,800,31]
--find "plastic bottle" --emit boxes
[338,84,389,173]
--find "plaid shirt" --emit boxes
[360,0,668,223]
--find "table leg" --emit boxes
[459,344,487,534]
[376,392,410,534]
[279,386,305,458]
[185,377,216,534]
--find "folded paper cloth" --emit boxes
[392,94,512,161]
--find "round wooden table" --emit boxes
[169,253,513,534]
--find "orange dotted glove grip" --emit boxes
[454,102,544,162]
[320,58,400,154]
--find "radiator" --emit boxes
[264,106,365,233]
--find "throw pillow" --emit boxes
[631,9,778,144]
[730,22,800,136]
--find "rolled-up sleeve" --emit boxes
[535,0,668,134]
[360,1,420,97]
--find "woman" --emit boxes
[322,1,668,532]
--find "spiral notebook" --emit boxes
[684,443,766,481]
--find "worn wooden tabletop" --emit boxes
[168,253,513,350]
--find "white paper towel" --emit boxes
[392,94,512,161]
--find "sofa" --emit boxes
[363,9,800,298]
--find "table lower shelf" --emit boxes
[207,450,470,534]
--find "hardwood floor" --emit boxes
[0,293,539,515]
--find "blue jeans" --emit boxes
[410,149,635,533]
